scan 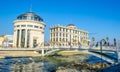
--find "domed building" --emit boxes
[50,24,89,47]
[13,12,46,48]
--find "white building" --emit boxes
[3,35,13,48]
[0,35,4,47]
[50,24,89,47]
[13,12,46,48]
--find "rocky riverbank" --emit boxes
[52,50,110,72]
[56,62,110,72]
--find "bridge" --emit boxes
[35,45,120,64]
[0,45,120,64]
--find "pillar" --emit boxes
[42,48,45,56]
[24,29,28,48]
[13,30,17,47]
[18,29,21,48]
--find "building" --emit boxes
[2,35,13,48]
[13,12,46,48]
[50,24,89,47]
[0,35,4,47]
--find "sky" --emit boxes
[0,0,120,43]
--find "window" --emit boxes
[60,33,61,36]
[21,25,26,27]
[9,40,13,43]
[63,28,65,31]
[40,27,42,29]
[56,33,58,36]
[56,38,58,41]
[27,25,33,27]
[31,17,34,20]
[63,33,65,36]
[34,17,38,21]
[60,38,61,41]
[60,28,61,31]
[34,25,39,28]
[17,25,20,27]
[22,16,27,20]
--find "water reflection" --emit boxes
[0,53,111,72]
[0,58,48,72]
[11,62,46,72]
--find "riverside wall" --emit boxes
[0,50,41,58]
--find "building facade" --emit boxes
[3,35,13,48]
[13,12,45,48]
[0,35,4,47]
[50,24,89,47]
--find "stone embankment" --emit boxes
[0,50,41,58]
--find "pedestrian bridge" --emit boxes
[0,46,119,64]
[34,46,119,64]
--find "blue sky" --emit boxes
[0,0,120,42]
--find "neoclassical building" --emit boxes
[50,24,89,47]
[13,12,46,48]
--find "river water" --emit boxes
[0,53,112,72]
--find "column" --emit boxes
[58,33,59,46]
[18,29,21,48]
[41,48,44,56]
[13,30,17,47]
[24,29,28,48]
[30,31,33,48]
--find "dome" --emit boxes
[67,24,75,26]
[17,12,43,22]
[67,24,77,29]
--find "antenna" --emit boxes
[29,0,32,12]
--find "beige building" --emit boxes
[0,35,4,47]
[3,35,13,48]
[13,12,45,48]
[50,24,89,47]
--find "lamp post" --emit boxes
[100,39,105,70]
[116,40,120,63]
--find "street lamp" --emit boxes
[100,39,105,70]
[116,40,120,63]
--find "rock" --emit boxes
[56,66,79,72]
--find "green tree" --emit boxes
[91,37,95,46]
[106,37,109,46]
[114,38,116,47]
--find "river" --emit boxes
[0,51,111,72]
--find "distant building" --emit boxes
[50,24,89,47]
[2,35,13,48]
[0,35,4,47]
[13,12,46,48]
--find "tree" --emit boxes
[102,39,106,46]
[95,42,99,47]
[114,38,116,47]
[91,37,95,46]
[106,37,109,46]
